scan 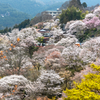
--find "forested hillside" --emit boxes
[0,3,31,30]
[0,0,66,17]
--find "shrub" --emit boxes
[37,36,44,43]
[63,64,100,100]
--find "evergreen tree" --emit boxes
[82,2,87,8]
[13,19,30,30]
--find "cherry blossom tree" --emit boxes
[0,30,35,75]
[43,19,59,29]
[0,34,9,50]
[0,75,34,100]
[62,45,85,71]
[65,21,75,31]
[32,45,65,67]
[83,16,100,29]
[44,48,65,72]
[93,6,100,16]
[55,34,78,47]
[79,37,100,63]
[66,20,87,35]
[85,13,96,20]
[48,27,65,44]
[0,45,33,75]
[33,70,64,98]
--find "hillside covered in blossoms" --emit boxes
[0,0,100,100]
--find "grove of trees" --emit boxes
[60,6,86,24]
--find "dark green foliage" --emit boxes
[0,19,30,33]
[29,46,39,58]
[60,24,64,29]
[66,66,83,76]
[60,6,83,24]
[0,27,12,34]
[82,2,87,8]
[13,19,30,30]
[77,28,100,42]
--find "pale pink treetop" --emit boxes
[83,16,100,29]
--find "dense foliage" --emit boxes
[63,64,100,100]
[60,6,85,24]
[64,6,100,42]
[0,19,30,33]
[0,27,12,33]
[82,2,87,8]
[77,28,100,42]
[13,19,30,30]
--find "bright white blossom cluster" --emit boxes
[93,6,100,16]
[62,45,84,68]
[8,27,42,46]
[33,70,63,97]
[85,13,96,20]
[48,27,65,44]
[55,34,78,47]
[66,20,87,35]
[0,34,9,50]
[0,69,64,99]
[43,19,59,29]
[0,75,34,99]
[65,20,75,31]
[80,37,100,63]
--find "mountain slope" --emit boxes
[60,0,83,10]
[0,0,45,17]
[45,2,64,10]
[0,0,67,17]
[0,0,99,17]
[0,3,31,30]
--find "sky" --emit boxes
[80,0,99,7]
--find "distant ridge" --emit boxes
[0,3,31,30]
[0,0,66,17]
[60,0,83,10]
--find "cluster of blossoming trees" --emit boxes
[64,6,100,42]
[0,6,100,100]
